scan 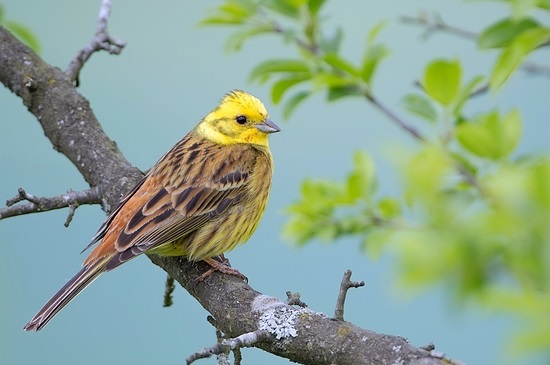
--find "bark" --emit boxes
[0,25,456,365]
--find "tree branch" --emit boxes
[334,270,365,321]
[401,13,550,77]
[363,92,425,141]
[0,187,101,226]
[152,256,455,365]
[1,25,462,365]
[186,329,272,364]
[0,25,143,212]
[65,0,126,85]
[285,291,308,308]
[401,13,477,41]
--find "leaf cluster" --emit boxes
[202,0,550,359]
[201,0,389,118]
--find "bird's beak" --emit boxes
[256,118,281,134]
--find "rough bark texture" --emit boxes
[0,25,143,211]
[1,25,454,365]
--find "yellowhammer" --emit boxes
[24,90,280,331]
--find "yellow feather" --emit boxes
[196,90,272,147]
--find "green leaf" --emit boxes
[500,108,523,154]
[283,217,315,245]
[249,59,310,82]
[360,22,390,84]
[312,72,349,89]
[512,0,538,19]
[423,59,462,106]
[456,109,522,160]
[478,17,540,49]
[535,0,550,10]
[324,53,360,77]
[377,197,401,219]
[367,20,387,43]
[4,21,40,52]
[453,75,484,116]
[271,76,310,103]
[449,152,478,176]
[402,93,438,123]
[308,0,327,15]
[363,228,394,259]
[0,4,4,21]
[220,1,256,17]
[490,27,550,90]
[225,28,271,51]
[361,43,389,84]
[263,0,302,19]
[200,15,247,25]
[320,27,343,54]
[200,0,257,26]
[282,91,310,118]
[346,151,375,200]
[327,85,361,101]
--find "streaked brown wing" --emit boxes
[98,140,257,270]
[82,176,147,254]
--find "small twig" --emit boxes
[285,291,307,308]
[163,275,176,307]
[186,330,272,365]
[213,329,230,365]
[64,197,78,227]
[429,349,466,365]
[521,61,550,77]
[334,270,365,321]
[206,315,217,328]
[233,347,243,365]
[414,79,489,99]
[469,83,489,98]
[401,13,477,41]
[1,187,102,225]
[65,0,126,85]
[401,12,550,77]
[421,342,436,352]
[364,92,425,141]
[258,6,426,141]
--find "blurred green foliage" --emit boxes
[202,0,550,360]
[0,3,40,52]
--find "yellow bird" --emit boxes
[24,90,280,331]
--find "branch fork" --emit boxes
[65,0,126,85]
[334,269,365,321]
[1,187,101,226]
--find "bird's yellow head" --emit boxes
[196,90,280,147]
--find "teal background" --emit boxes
[1,1,548,364]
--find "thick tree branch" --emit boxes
[152,256,455,365]
[1,26,462,364]
[0,25,143,212]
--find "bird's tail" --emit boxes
[23,258,108,331]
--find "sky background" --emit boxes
[1,1,549,365]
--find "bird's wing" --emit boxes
[81,176,147,254]
[86,141,258,270]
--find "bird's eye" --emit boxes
[236,115,247,125]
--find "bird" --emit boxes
[24,90,280,331]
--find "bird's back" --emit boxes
[86,132,274,267]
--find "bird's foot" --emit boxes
[198,256,248,283]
